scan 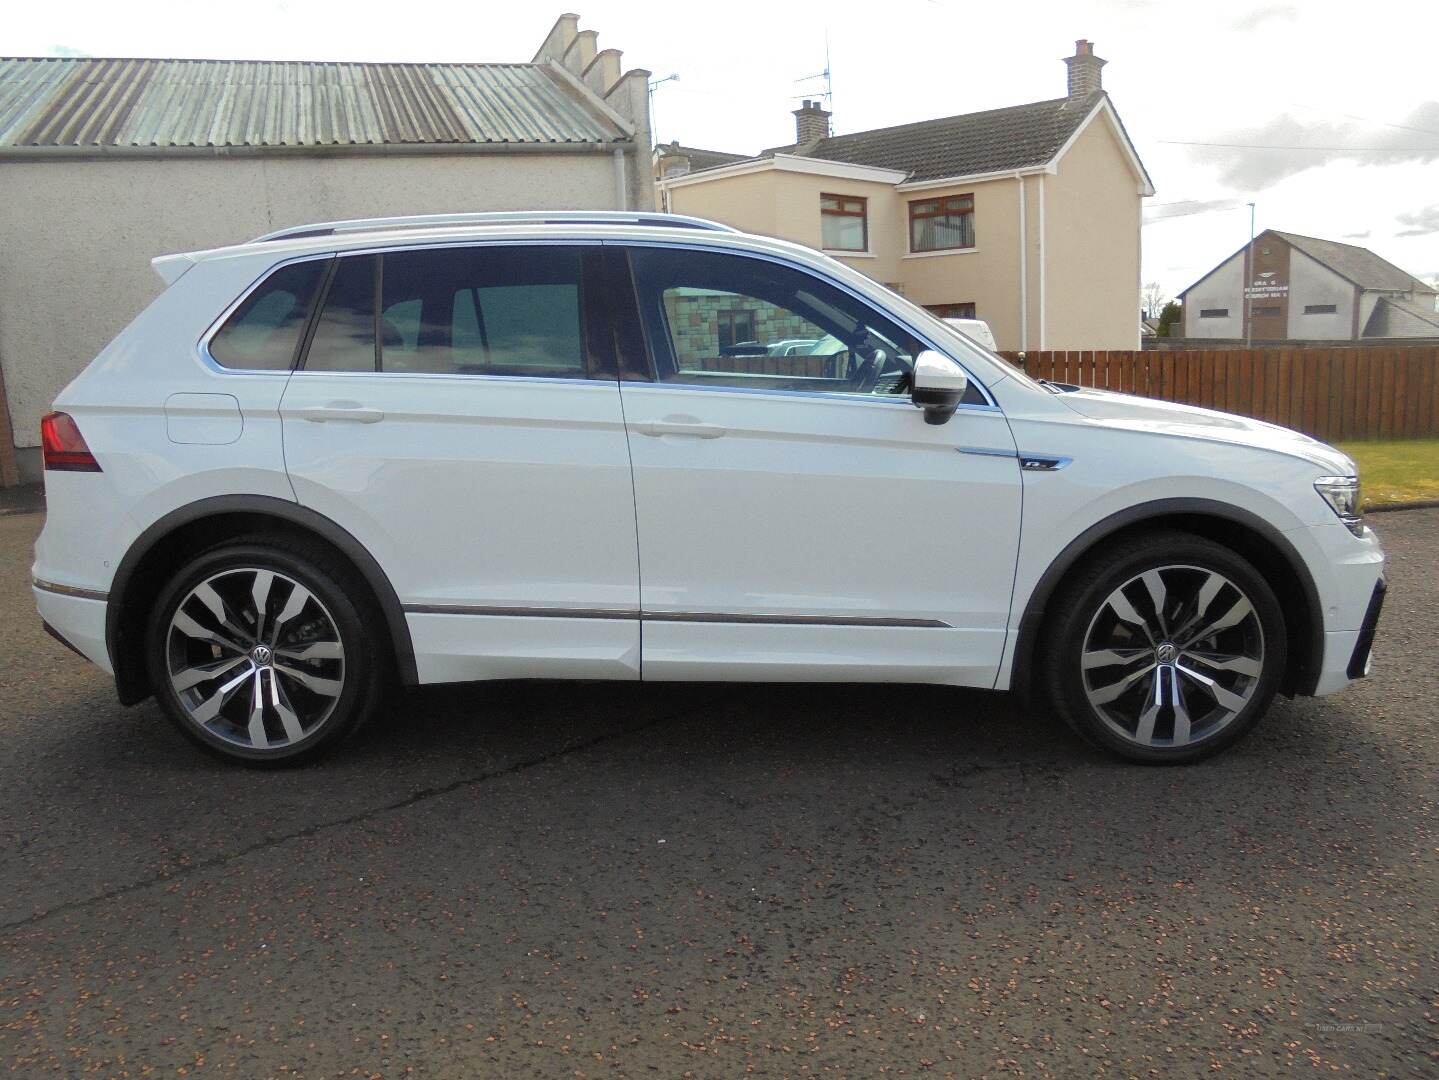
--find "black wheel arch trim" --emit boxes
[107,495,418,704]
[1008,497,1324,700]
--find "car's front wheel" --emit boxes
[1043,531,1287,764]
[146,539,386,766]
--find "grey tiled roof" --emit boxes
[657,142,750,172]
[1274,231,1436,295]
[0,56,629,151]
[764,93,1103,182]
[1363,295,1439,338]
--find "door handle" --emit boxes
[296,402,385,424]
[631,418,727,439]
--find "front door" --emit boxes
[609,244,1022,686]
[279,243,640,683]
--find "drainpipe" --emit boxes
[1038,173,1047,351]
[613,147,627,210]
[1016,173,1028,354]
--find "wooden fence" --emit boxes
[1000,346,1439,442]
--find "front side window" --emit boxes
[627,246,985,403]
[301,246,588,377]
[208,260,328,370]
[820,193,867,252]
[909,194,975,252]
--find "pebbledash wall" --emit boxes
[0,150,619,480]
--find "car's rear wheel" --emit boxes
[1043,531,1286,764]
[146,540,386,766]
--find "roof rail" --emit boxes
[252,210,738,243]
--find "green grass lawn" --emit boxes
[1337,438,1439,508]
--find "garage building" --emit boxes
[0,13,652,484]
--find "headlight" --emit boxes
[1315,475,1363,536]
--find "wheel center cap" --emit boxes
[250,644,273,667]
[1155,642,1179,665]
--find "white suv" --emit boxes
[32,212,1385,766]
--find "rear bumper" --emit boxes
[33,583,112,674]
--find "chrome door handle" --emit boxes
[631,418,727,439]
[296,402,385,424]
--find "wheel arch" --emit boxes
[1009,498,1323,701]
[107,496,418,706]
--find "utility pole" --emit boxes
[1245,201,1256,348]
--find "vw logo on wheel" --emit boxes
[251,644,273,667]
[1155,642,1178,665]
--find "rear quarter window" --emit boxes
[208,260,328,370]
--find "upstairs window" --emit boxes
[1304,303,1338,315]
[1199,308,1229,319]
[909,194,975,252]
[820,194,868,251]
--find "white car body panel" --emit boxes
[279,371,642,682]
[30,215,1384,731]
[619,383,1020,684]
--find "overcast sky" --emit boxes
[10,0,1438,301]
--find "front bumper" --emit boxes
[1346,577,1386,680]
[1298,522,1385,697]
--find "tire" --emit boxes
[1041,530,1286,765]
[145,536,388,766]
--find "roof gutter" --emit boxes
[0,140,634,162]
[897,164,1049,192]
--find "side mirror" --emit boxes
[910,350,969,425]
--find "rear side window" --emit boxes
[305,256,377,372]
[300,246,588,377]
[208,260,327,370]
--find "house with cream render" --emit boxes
[656,41,1153,352]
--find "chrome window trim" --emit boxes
[195,235,1000,408]
[621,379,1001,413]
[605,238,999,409]
[196,251,335,376]
[196,239,605,379]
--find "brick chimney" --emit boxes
[792,99,830,144]
[1064,39,1106,99]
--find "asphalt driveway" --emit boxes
[1,507,1434,1077]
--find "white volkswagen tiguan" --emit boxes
[32,212,1385,766]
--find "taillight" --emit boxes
[40,412,102,472]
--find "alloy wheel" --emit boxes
[1080,564,1265,749]
[165,568,346,751]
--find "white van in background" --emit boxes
[943,317,997,352]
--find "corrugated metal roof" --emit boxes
[0,57,629,149]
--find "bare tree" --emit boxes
[1141,281,1167,320]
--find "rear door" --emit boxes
[279,243,641,683]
